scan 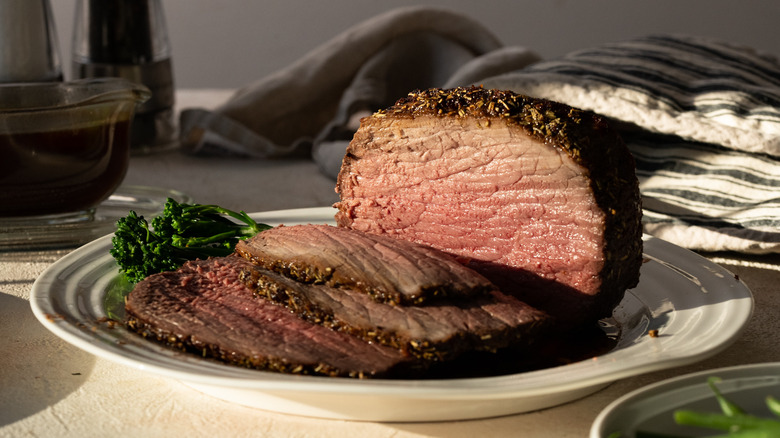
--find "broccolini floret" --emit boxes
[110,198,271,283]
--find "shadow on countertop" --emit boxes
[0,291,96,427]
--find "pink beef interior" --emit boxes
[336,115,606,297]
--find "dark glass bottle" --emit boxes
[72,0,176,153]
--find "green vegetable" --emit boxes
[673,410,780,433]
[767,396,780,418]
[708,376,747,417]
[623,377,780,438]
[110,198,271,283]
[669,377,780,437]
[104,274,135,320]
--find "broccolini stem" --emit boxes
[111,199,273,283]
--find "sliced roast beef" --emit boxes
[234,224,496,305]
[335,86,643,328]
[239,263,549,361]
[124,256,422,378]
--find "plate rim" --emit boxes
[29,206,755,401]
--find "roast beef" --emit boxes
[124,256,423,378]
[235,224,496,305]
[239,261,549,361]
[335,86,643,328]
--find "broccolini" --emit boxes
[110,198,271,283]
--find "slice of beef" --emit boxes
[335,86,643,328]
[124,256,423,378]
[240,263,550,361]
[234,223,496,305]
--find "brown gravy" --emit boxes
[0,119,131,216]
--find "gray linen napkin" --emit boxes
[178,5,540,177]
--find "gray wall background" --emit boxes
[50,1,780,89]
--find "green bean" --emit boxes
[673,409,780,432]
[708,376,746,416]
[704,430,780,437]
[767,396,780,419]
[629,376,780,438]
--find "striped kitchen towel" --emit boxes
[481,34,780,254]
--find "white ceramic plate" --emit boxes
[30,207,754,422]
[591,362,780,437]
